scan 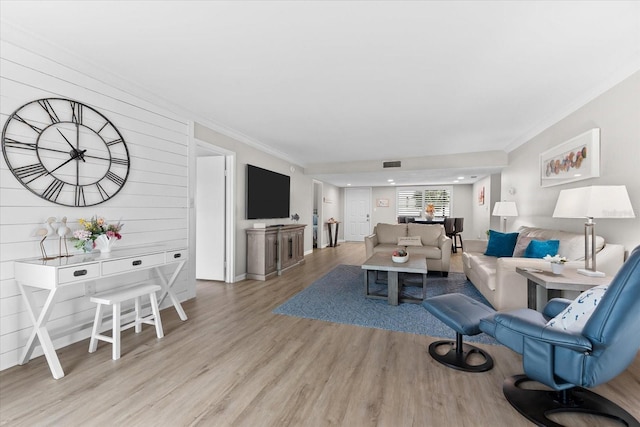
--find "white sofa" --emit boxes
[365,223,452,276]
[462,226,625,311]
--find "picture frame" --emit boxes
[376,198,389,207]
[540,128,600,188]
[478,186,485,205]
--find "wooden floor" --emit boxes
[1,243,639,426]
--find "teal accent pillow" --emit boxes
[524,239,560,258]
[484,230,519,257]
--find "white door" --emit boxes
[196,156,225,280]
[344,187,372,241]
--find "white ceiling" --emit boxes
[2,1,639,187]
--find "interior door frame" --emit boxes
[188,122,236,284]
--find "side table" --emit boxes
[327,221,340,247]
[516,267,611,311]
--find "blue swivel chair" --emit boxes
[480,246,640,427]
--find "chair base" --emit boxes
[428,334,493,373]
[503,375,640,427]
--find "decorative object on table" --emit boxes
[540,128,600,187]
[34,217,58,260]
[290,213,300,223]
[71,216,123,253]
[1,98,130,207]
[492,201,518,232]
[544,254,567,274]
[392,249,408,263]
[56,216,71,257]
[425,203,435,220]
[553,185,635,277]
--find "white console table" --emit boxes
[14,245,188,379]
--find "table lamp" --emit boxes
[492,201,518,232]
[552,185,635,277]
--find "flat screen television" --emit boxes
[246,164,290,219]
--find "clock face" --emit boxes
[2,98,130,206]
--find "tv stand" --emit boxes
[246,224,306,280]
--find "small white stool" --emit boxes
[89,283,164,360]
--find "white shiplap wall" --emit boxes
[0,40,192,371]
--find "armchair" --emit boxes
[480,246,640,426]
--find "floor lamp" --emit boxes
[492,201,518,232]
[552,185,635,277]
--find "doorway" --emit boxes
[189,134,236,285]
[344,187,372,241]
[195,155,225,280]
[312,180,323,249]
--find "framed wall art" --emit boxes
[478,186,485,205]
[540,128,600,187]
[376,198,389,207]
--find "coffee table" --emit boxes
[362,253,428,305]
[516,267,612,311]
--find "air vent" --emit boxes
[383,161,401,168]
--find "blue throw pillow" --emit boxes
[524,239,560,258]
[484,230,519,257]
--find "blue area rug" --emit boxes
[273,264,498,345]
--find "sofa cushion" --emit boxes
[470,257,497,291]
[513,235,535,257]
[407,223,442,247]
[376,223,406,244]
[484,230,519,257]
[524,239,560,258]
[518,226,604,261]
[398,236,423,246]
[373,244,442,260]
[410,246,442,260]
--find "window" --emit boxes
[396,187,451,218]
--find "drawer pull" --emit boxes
[73,269,88,277]
[132,260,143,266]
[174,253,182,259]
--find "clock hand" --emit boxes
[47,149,87,176]
[56,129,86,162]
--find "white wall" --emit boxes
[450,184,473,241]
[0,40,191,370]
[502,71,640,255]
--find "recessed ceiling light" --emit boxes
[347,183,351,186]
[453,180,459,183]
[389,182,395,185]
[387,179,394,182]
[457,176,464,180]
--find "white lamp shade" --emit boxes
[553,185,636,219]
[492,201,518,217]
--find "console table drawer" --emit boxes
[167,249,188,262]
[59,263,101,284]
[101,253,166,276]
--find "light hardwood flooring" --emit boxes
[1,243,638,426]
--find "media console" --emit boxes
[246,224,306,280]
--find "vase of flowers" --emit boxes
[71,216,123,253]
[425,203,435,220]
[544,254,567,274]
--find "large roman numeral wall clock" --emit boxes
[2,98,130,206]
